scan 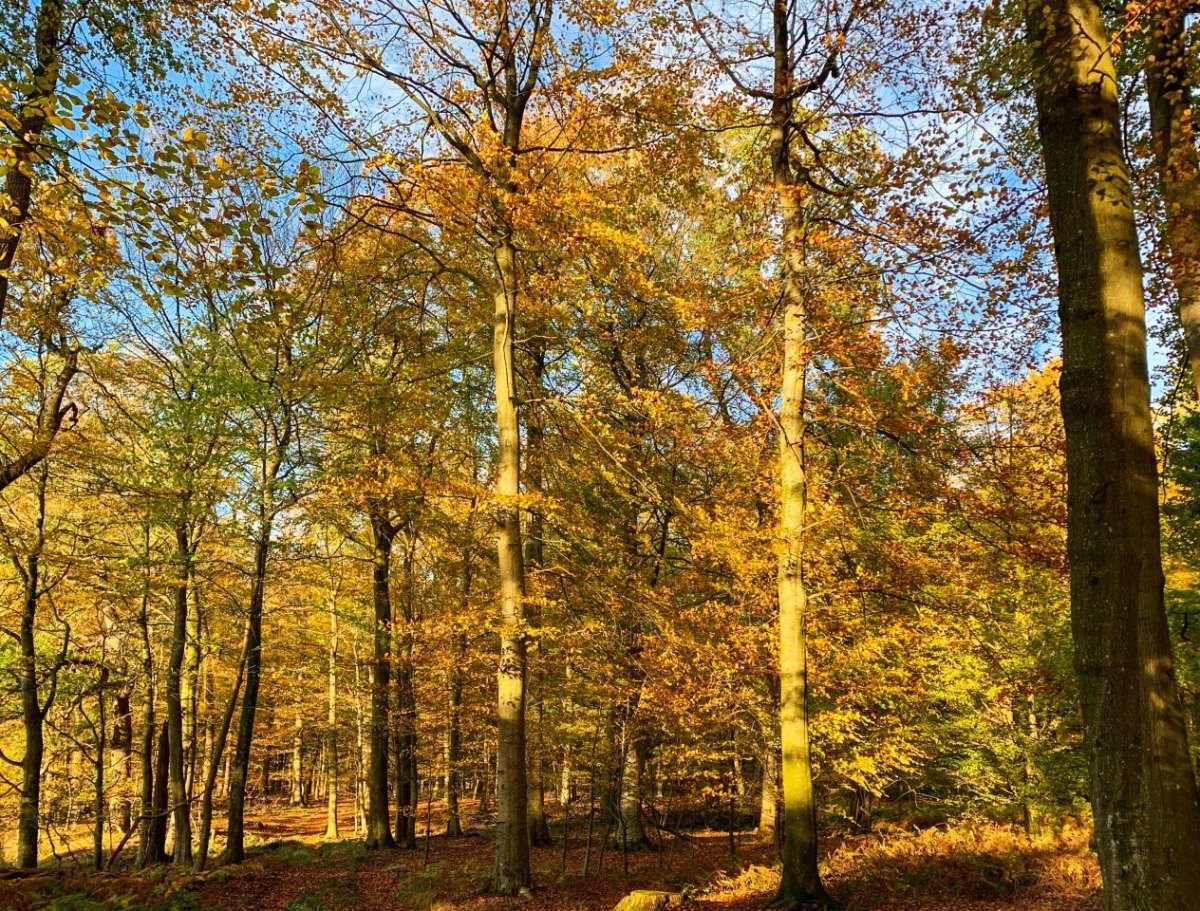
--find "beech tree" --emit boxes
[1023,0,1200,906]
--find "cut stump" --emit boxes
[612,891,684,911]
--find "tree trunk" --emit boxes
[394,540,419,848]
[194,628,249,872]
[528,707,551,846]
[137,530,163,868]
[16,558,44,870]
[93,666,109,871]
[772,37,826,899]
[365,508,397,850]
[112,689,133,834]
[167,522,193,864]
[0,0,64,323]
[1025,1,1200,907]
[487,235,532,895]
[1145,0,1200,399]
[142,722,171,867]
[444,703,463,837]
[759,738,781,851]
[848,785,873,834]
[353,632,367,837]
[325,596,340,840]
[291,713,305,807]
[615,734,648,850]
[221,520,271,864]
[203,661,215,802]
[182,568,202,805]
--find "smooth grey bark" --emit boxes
[615,734,648,850]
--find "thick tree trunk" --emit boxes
[167,523,193,864]
[143,722,171,867]
[222,522,270,864]
[486,235,531,895]
[1145,0,1200,399]
[1026,1,1200,907]
[365,509,397,850]
[615,734,648,850]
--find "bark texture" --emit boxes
[194,629,248,871]
[167,523,193,864]
[769,1,828,899]
[221,521,270,863]
[1027,1,1200,908]
[487,234,532,894]
[16,550,46,869]
[365,507,398,850]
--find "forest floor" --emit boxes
[0,802,1103,911]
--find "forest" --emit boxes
[0,0,1198,909]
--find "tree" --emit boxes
[1143,0,1200,397]
[1023,0,1200,906]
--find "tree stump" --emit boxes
[612,891,684,911]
